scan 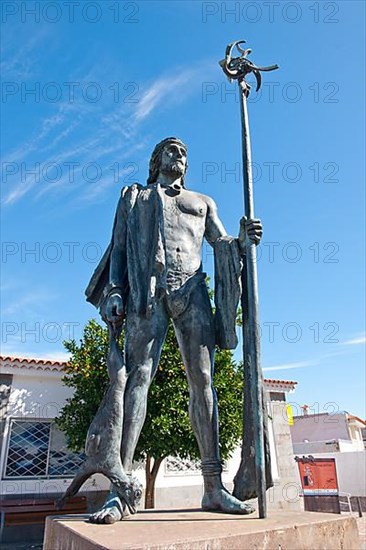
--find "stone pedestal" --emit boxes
[43,509,360,550]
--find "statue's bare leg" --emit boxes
[173,282,254,514]
[89,303,168,524]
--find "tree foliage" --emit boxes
[57,319,111,452]
[57,317,244,507]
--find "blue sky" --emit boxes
[1,1,365,418]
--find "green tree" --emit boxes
[57,318,244,509]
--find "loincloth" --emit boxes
[165,270,207,319]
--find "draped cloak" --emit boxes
[85,183,242,350]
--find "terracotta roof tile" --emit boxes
[0,355,67,371]
[1,355,66,366]
[347,414,366,426]
[264,378,297,386]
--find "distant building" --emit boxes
[290,407,366,508]
[0,355,301,512]
[290,409,366,454]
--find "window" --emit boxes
[165,456,201,476]
[4,419,85,479]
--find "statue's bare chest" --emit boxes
[162,190,207,220]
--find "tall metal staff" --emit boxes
[219,41,278,519]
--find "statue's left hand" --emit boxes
[238,216,263,252]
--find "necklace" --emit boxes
[156,180,183,193]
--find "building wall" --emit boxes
[291,413,350,443]
[347,424,365,451]
[0,374,12,465]
[7,372,73,419]
[293,438,362,454]
[268,399,303,511]
[0,368,111,498]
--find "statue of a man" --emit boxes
[85,137,263,523]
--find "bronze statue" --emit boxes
[58,39,278,524]
[82,136,264,523]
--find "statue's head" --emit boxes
[147,137,188,186]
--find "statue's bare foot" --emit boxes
[202,488,255,515]
[89,493,127,524]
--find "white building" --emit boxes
[291,410,366,454]
[290,409,366,503]
[0,355,301,511]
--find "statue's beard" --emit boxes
[161,162,185,177]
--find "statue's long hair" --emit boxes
[147,137,188,187]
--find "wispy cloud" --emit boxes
[341,334,366,346]
[1,28,50,80]
[2,61,211,206]
[2,290,52,316]
[263,360,318,372]
[263,334,365,374]
[133,69,198,122]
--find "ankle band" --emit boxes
[201,459,223,476]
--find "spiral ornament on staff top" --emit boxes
[219,40,279,97]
